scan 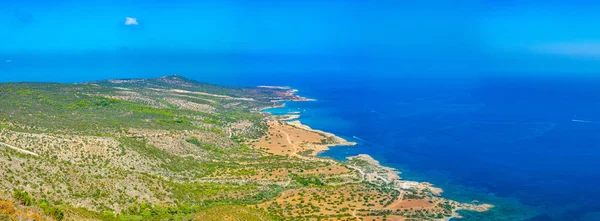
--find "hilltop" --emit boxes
[0,75,489,220]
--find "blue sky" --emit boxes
[478,1,600,75]
[0,1,460,52]
[2,0,600,75]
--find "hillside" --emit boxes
[0,75,489,221]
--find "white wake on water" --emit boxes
[572,119,600,123]
[352,136,366,142]
[352,136,378,145]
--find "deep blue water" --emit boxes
[265,77,600,221]
[2,54,600,220]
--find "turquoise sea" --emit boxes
[2,53,600,221]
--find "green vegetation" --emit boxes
[13,190,33,206]
[8,190,65,220]
[186,137,225,154]
[291,174,325,186]
[0,76,319,220]
[39,202,65,221]
[0,76,461,220]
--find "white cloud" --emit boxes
[532,42,600,59]
[125,17,138,26]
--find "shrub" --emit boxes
[12,190,32,206]
[42,206,65,221]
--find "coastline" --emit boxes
[286,120,357,153]
[257,86,493,220]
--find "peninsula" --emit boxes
[0,75,490,220]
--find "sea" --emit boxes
[262,76,600,221]
[1,54,600,220]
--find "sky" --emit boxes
[0,1,471,53]
[479,1,600,75]
[1,0,600,76]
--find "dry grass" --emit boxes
[259,183,449,220]
[0,199,48,221]
[252,121,329,156]
[192,205,271,221]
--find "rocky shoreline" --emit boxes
[347,154,493,220]
[261,86,493,220]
